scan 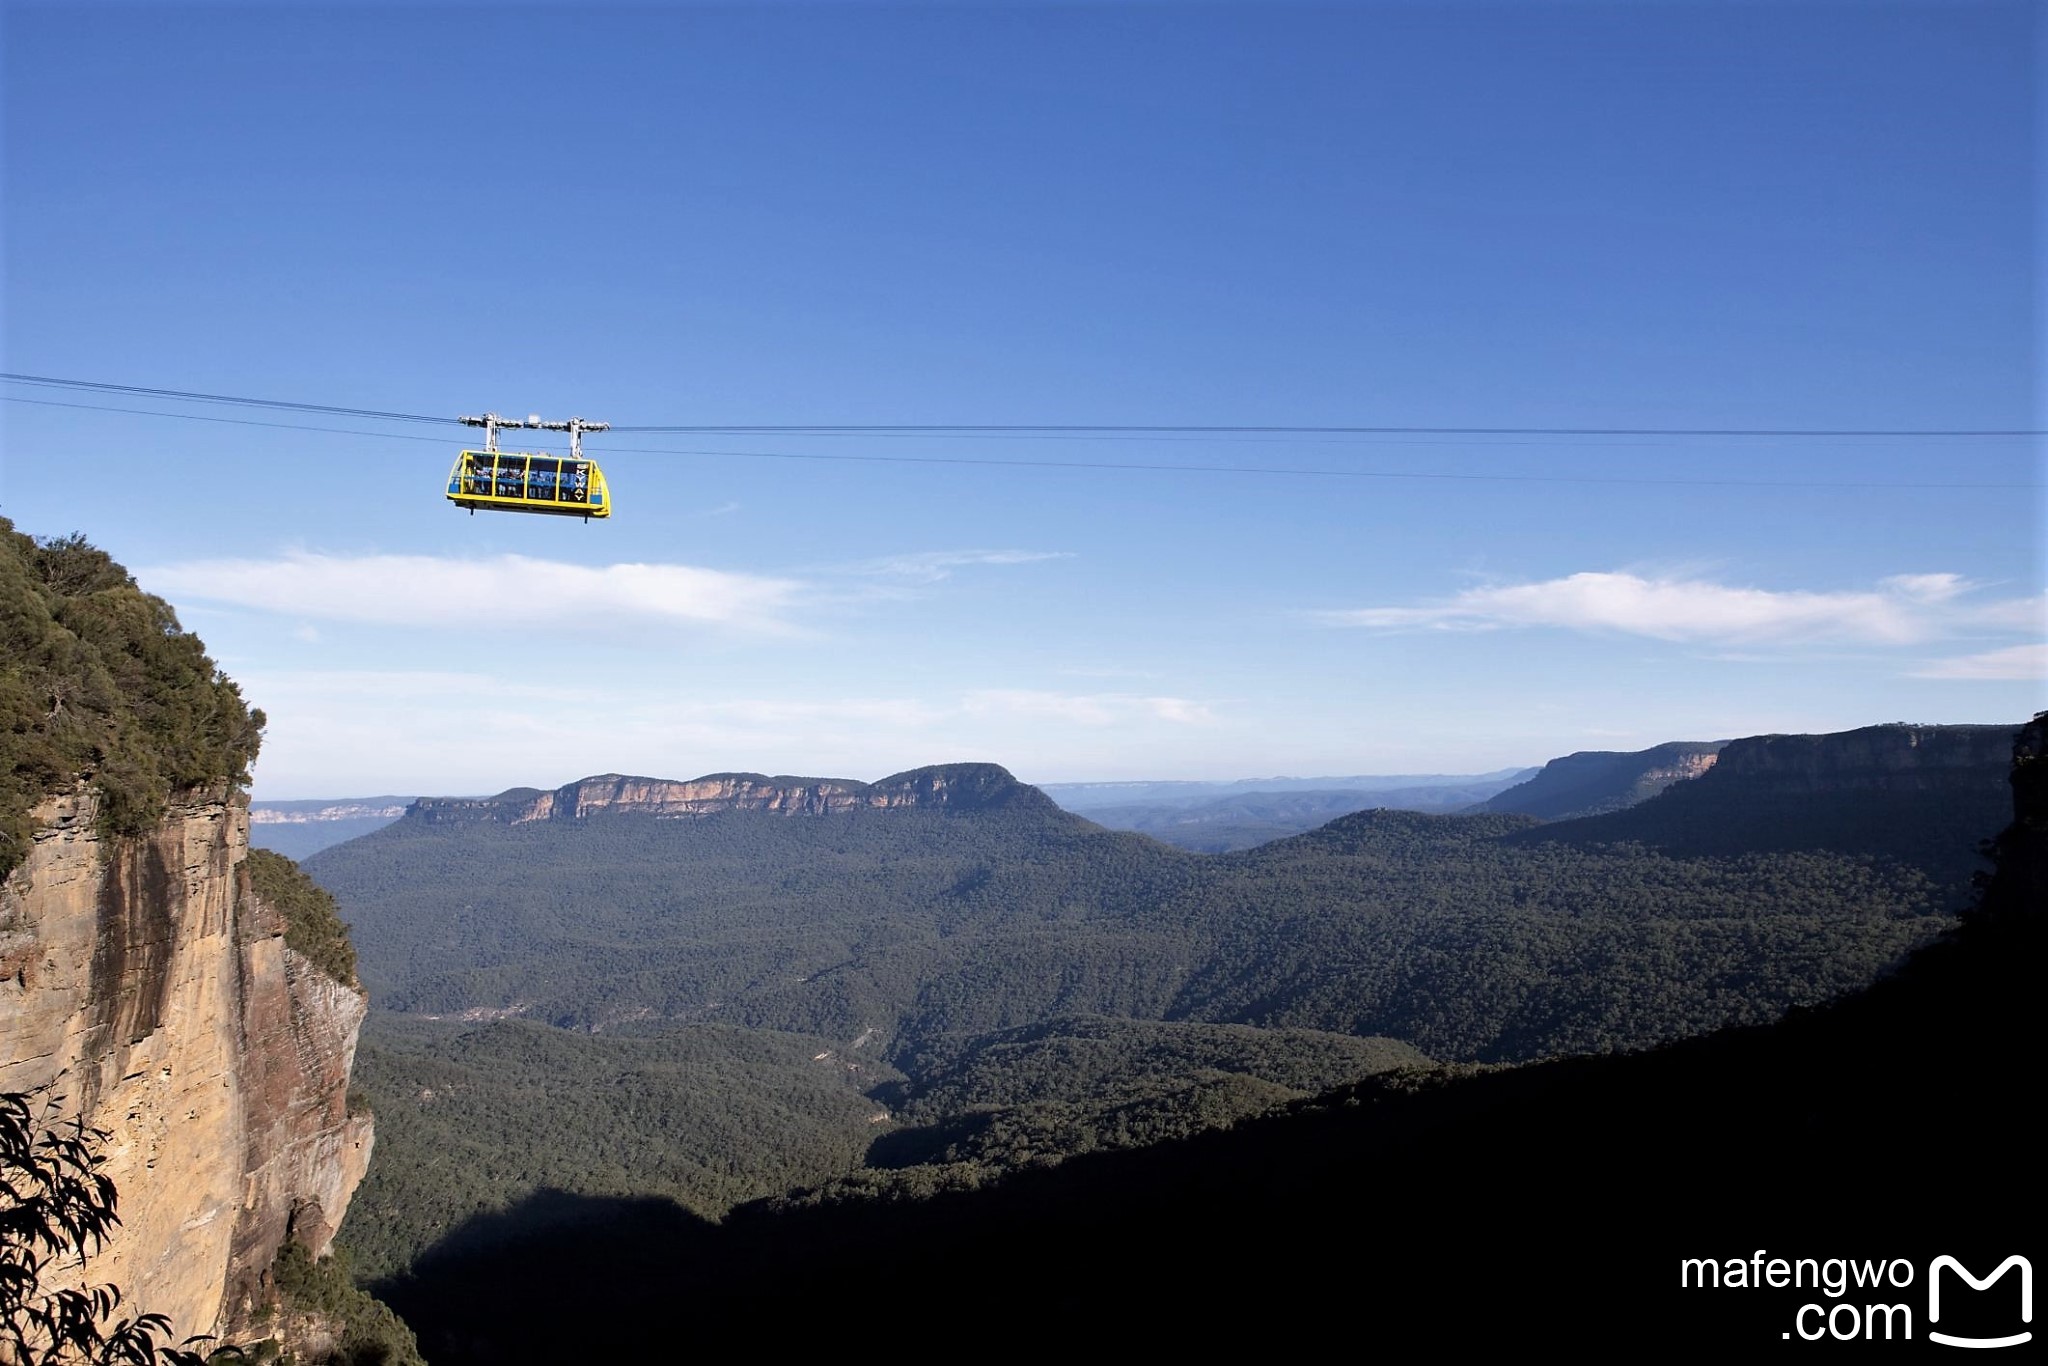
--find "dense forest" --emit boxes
[370,714,2045,1362]
[343,1012,1427,1276]
[247,848,360,987]
[310,774,1990,1064]
[317,731,2014,1286]
[0,518,263,874]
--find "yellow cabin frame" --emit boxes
[446,450,611,519]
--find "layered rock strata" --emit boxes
[1707,723,2017,793]
[410,761,1047,824]
[0,784,371,1344]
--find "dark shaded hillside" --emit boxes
[866,1015,1426,1174]
[377,716,2047,1361]
[338,1012,1425,1275]
[1520,723,2018,904]
[338,1014,899,1279]
[1476,738,1726,818]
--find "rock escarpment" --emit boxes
[1479,740,1727,820]
[410,761,1051,824]
[1516,722,2023,906]
[1705,722,2016,793]
[0,782,372,1344]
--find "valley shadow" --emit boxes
[862,1111,992,1169]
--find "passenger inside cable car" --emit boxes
[527,458,560,501]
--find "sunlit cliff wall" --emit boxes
[0,783,372,1343]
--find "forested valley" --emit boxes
[304,728,2016,1287]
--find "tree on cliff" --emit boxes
[1,520,264,878]
[1,1089,226,1365]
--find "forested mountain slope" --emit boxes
[1519,723,2015,898]
[340,1010,1425,1277]
[375,715,2047,1363]
[310,730,2007,1066]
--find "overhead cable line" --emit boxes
[0,372,457,426]
[4,394,2034,491]
[613,422,2048,438]
[5,371,2042,439]
[3,396,460,443]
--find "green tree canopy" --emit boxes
[0,521,263,876]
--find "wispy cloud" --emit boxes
[851,549,1073,584]
[241,670,1218,795]
[142,552,804,634]
[1911,643,2048,681]
[1311,571,2038,647]
[963,689,1215,727]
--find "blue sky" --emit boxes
[3,1,2041,797]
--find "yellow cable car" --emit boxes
[447,413,612,520]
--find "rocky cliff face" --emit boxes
[410,762,1050,825]
[1515,722,2024,907]
[0,783,372,1344]
[1480,741,1727,820]
[1705,723,2016,793]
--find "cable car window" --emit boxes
[527,457,561,500]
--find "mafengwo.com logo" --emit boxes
[1679,1251,2031,1346]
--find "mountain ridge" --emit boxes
[408,761,1054,825]
[1476,739,1728,819]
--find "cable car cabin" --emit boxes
[446,450,610,519]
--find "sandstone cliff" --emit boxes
[0,782,372,1345]
[410,761,1051,825]
[1705,722,2016,793]
[1479,740,1727,820]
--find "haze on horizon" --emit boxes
[3,2,2039,800]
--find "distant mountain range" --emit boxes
[1066,778,1535,851]
[253,767,1544,858]
[1041,769,1536,812]
[248,797,415,858]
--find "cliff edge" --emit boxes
[0,520,377,1349]
[0,782,373,1343]
[409,760,1052,824]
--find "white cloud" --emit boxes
[962,689,1214,727]
[1911,643,2048,681]
[141,552,803,634]
[240,670,1218,795]
[1878,573,1971,602]
[1312,571,2037,647]
[852,550,1073,584]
